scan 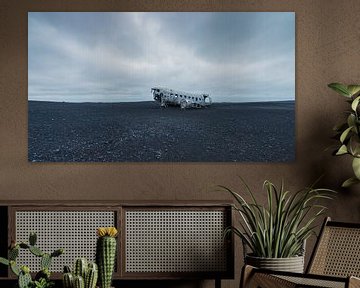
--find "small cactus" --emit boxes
[35,268,50,281]
[64,265,72,273]
[63,259,98,288]
[96,227,118,288]
[74,275,85,288]
[74,258,88,279]
[51,248,64,258]
[10,260,20,276]
[0,232,63,288]
[41,253,52,270]
[9,246,19,260]
[85,263,98,288]
[29,245,44,257]
[29,232,37,246]
[19,243,30,249]
[18,269,32,288]
[63,272,74,288]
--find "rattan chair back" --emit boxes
[307,217,360,278]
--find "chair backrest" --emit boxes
[307,217,360,277]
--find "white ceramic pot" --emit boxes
[245,254,305,273]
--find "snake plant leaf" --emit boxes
[336,144,348,155]
[220,180,335,258]
[347,85,360,97]
[340,127,353,143]
[351,96,360,111]
[352,157,360,179]
[342,177,360,188]
[328,83,351,97]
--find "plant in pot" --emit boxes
[328,82,360,187]
[220,179,334,273]
[0,232,64,288]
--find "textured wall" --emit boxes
[1,0,360,287]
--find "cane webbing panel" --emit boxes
[125,210,227,273]
[309,226,360,277]
[277,275,345,288]
[15,211,115,272]
[249,273,297,288]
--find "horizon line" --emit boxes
[28,99,295,104]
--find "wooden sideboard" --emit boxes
[0,201,234,288]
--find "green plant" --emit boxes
[220,179,334,258]
[328,82,360,187]
[32,278,54,288]
[62,259,98,288]
[0,232,63,288]
[96,227,118,288]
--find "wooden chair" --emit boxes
[241,217,360,288]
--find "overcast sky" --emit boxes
[28,12,295,103]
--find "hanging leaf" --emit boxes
[349,135,360,157]
[347,85,360,97]
[352,157,360,179]
[351,96,360,111]
[328,83,351,97]
[347,114,356,128]
[342,177,360,188]
[336,145,348,155]
[340,127,353,143]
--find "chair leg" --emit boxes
[215,278,221,288]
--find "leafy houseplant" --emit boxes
[220,179,334,272]
[328,83,360,187]
[0,232,63,288]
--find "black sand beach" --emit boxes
[28,101,295,162]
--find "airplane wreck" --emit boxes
[151,87,212,109]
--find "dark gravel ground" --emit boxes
[28,100,295,162]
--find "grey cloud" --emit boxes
[28,12,294,103]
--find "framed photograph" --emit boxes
[28,12,295,162]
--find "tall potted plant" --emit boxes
[220,179,334,273]
[328,83,360,187]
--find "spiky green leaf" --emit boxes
[328,83,351,97]
[220,179,335,258]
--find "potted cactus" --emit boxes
[96,227,118,288]
[62,258,98,288]
[0,232,63,288]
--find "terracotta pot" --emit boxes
[245,254,304,273]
